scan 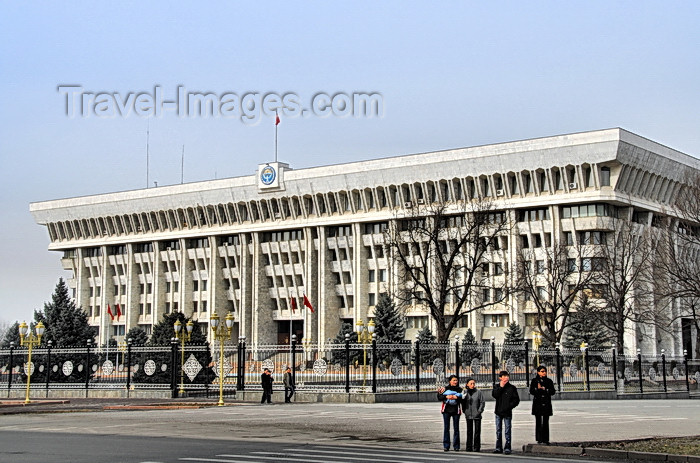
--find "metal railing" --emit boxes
[1,340,698,397]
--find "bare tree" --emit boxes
[516,238,596,347]
[589,213,657,356]
[655,172,700,356]
[385,201,512,342]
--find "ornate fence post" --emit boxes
[85,339,91,397]
[236,337,243,391]
[170,338,178,398]
[8,342,14,398]
[524,340,530,384]
[371,335,377,394]
[414,337,421,393]
[291,334,297,391]
[240,336,247,391]
[45,340,52,397]
[684,349,689,392]
[584,345,591,392]
[345,334,350,393]
[661,349,667,393]
[612,344,618,392]
[454,335,460,381]
[490,336,496,385]
[126,338,132,397]
[555,342,562,393]
[637,349,643,394]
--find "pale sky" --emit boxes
[1,2,699,325]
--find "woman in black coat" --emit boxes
[529,365,556,444]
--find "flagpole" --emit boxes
[275,110,278,163]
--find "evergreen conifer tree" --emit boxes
[372,294,406,343]
[563,304,612,350]
[149,311,207,345]
[33,278,95,346]
[0,321,20,348]
[460,327,482,363]
[125,327,149,345]
[503,321,525,364]
[416,325,436,344]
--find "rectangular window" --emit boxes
[166,282,171,292]
[482,289,491,302]
[567,258,577,272]
[363,222,388,234]
[201,301,207,312]
[139,303,144,315]
[378,269,387,282]
[193,280,199,291]
[536,260,545,274]
[113,325,126,336]
[368,293,376,306]
[407,316,428,329]
[146,303,152,315]
[565,231,574,246]
[368,270,376,282]
[494,263,504,275]
[193,301,198,312]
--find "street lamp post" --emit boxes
[355,319,375,389]
[174,319,194,396]
[18,320,45,404]
[533,331,542,366]
[210,312,234,406]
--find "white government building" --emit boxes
[30,128,700,355]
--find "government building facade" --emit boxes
[30,128,700,355]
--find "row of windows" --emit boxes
[50,166,616,243]
[262,230,304,242]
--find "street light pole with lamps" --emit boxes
[173,319,194,396]
[18,321,45,404]
[533,331,542,366]
[355,319,375,388]
[210,312,234,406]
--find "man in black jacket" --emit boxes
[492,370,520,454]
[260,368,273,404]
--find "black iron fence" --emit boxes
[1,340,698,397]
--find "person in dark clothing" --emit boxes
[437,375,463,452]
[283,366,295,403]
[260,368,273,404]
[529,365,556,444]
[461,377,485,452]
[492,370,520,454]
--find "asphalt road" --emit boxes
[0,400,697,463]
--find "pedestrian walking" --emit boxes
[260,368,273,404]
[437,374,463,452]
[492,370,520,454]
[529,365,556,444]
[283,366,295,403]
[461,377,485,452]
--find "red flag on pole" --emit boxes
[275,113,280,125]
[107,304,114,321]
[116,304,122,321]
[290,296,297,313]
[303,294,314,313]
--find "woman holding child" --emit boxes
[437,375,463,451]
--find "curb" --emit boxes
[523,444,700,462]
